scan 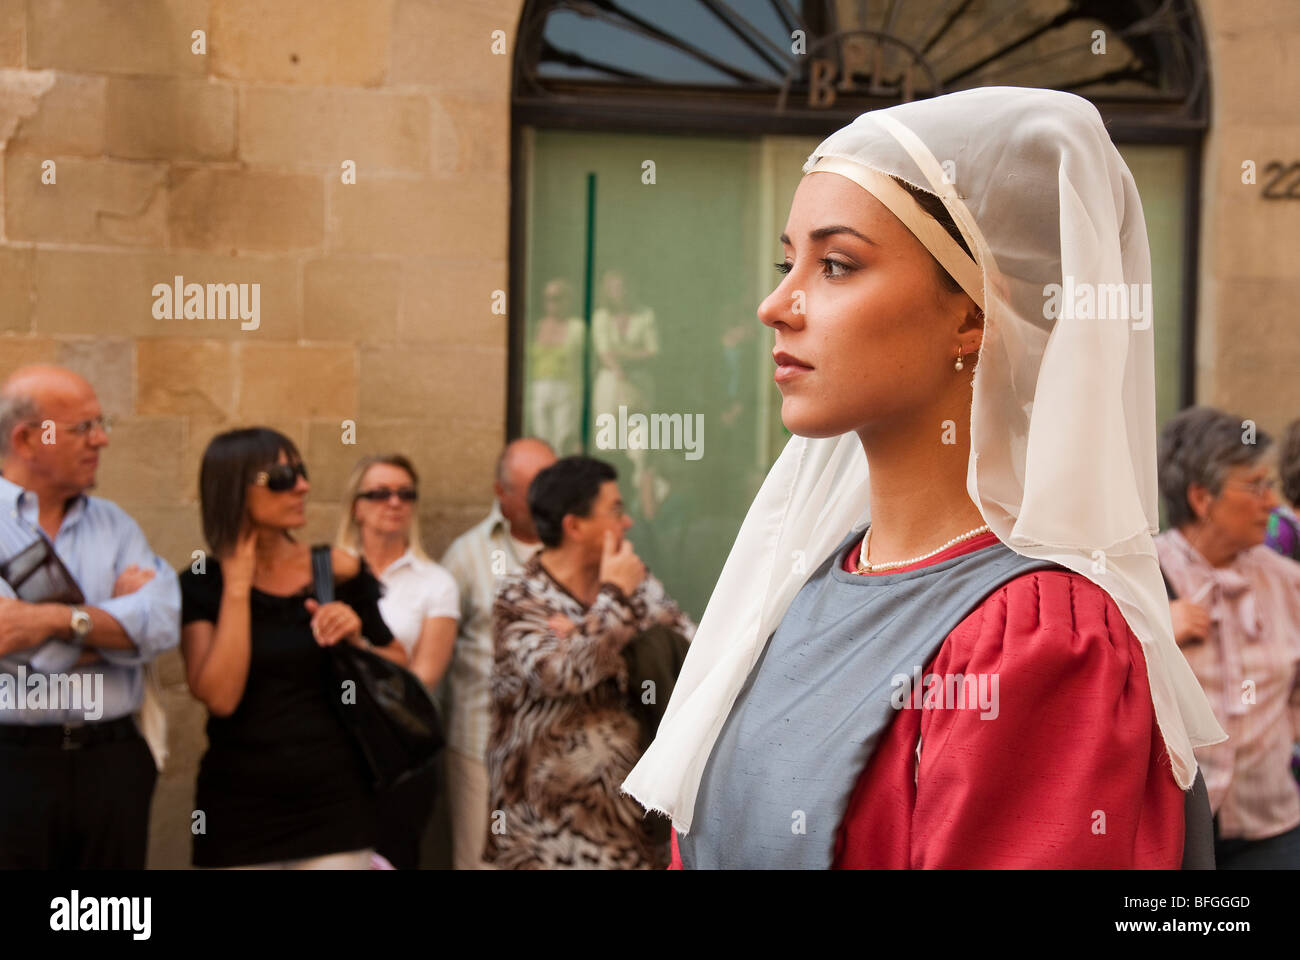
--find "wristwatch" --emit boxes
[69,606,92,641]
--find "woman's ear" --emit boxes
[1187,483,1214,522]
[955,302,984,357]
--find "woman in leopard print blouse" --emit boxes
[483,457,696,869]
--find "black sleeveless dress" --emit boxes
[179,558,394,868]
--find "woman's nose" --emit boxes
[758,279,802,330]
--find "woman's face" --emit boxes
[759,172,980,439]
[1195,461,1280,552]
[352,462,417,539]
[246,449,309,530]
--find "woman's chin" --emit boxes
[781,405,850,440]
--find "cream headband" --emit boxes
[807,155,986,312]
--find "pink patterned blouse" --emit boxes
[1155,528,1300,840]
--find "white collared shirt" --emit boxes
[374,548,460,657]
[440,500,543,759]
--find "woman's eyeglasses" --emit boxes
[255,462,309,492]
[1223,477,1277,498]
[356,486,418,503]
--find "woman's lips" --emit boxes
[773,350,813,383]
[774,363,812,383]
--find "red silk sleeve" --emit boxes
[669,829,682,869]
[835,570,1186,869]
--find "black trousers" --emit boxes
[375,761,440,870]
[0,719,158,870]
[1212,813,1300,869]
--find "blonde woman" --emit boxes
[337,453,460,869]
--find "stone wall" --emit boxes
[1196,0,1300,438]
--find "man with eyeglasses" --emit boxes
[0,365,180,869]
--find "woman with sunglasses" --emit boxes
[336,453,460,869]
[1156,406,1300,869]
[179,428,403,869]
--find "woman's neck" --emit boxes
[856,411,986,565]
[1178,522,1242,569]
[253,527,295,568]
[360,527,408,575]
[539,545,600,606]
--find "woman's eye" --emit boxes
[774,259,854,278]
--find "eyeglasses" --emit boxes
[255,462,309,492]
[1223,477,1277,498]
[25,416,114,439]
[356,486,418,503]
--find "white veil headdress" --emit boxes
[623,86,1225,834]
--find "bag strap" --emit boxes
[311,544,335,604]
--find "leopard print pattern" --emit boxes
[483,551,696,869]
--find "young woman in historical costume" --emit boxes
[623,87,1225,869]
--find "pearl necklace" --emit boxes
[857,523,991,573]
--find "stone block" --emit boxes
[28,0,209,76]
[359,344,504,427]
[0,0,21,67]
[94,416,186,505]
[5,153,167,246]
[0,335,58,380]
[117,501,205,573]
[329,175,506,257]
[137,338,237,420]
[8,73,107,156]
[303,257,400,341]
[398,257,506,348]
[391,0,518,96]
[211,0,392,85]
[429,94,508,179]
[238,343,357,420]
[106,76,236,161]
[54,338,133,417]
[168,167,323,252]
[240,86,429,174]
[33,249,300,340]
[0,246,33,334]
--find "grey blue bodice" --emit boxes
[680,528,1060,869]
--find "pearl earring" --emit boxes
[954,348,964,372]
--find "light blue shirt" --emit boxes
[0,475,180,725]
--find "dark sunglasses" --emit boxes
[356,486,418,503]
[255,462,309,492]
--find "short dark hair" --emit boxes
[527,456,618,548]
[199,427,304,557]
[1279,419,1300,507]
[1157,406,1273,529]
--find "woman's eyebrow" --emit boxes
[779,225,877,246]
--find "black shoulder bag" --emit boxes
[312,545,444,791]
